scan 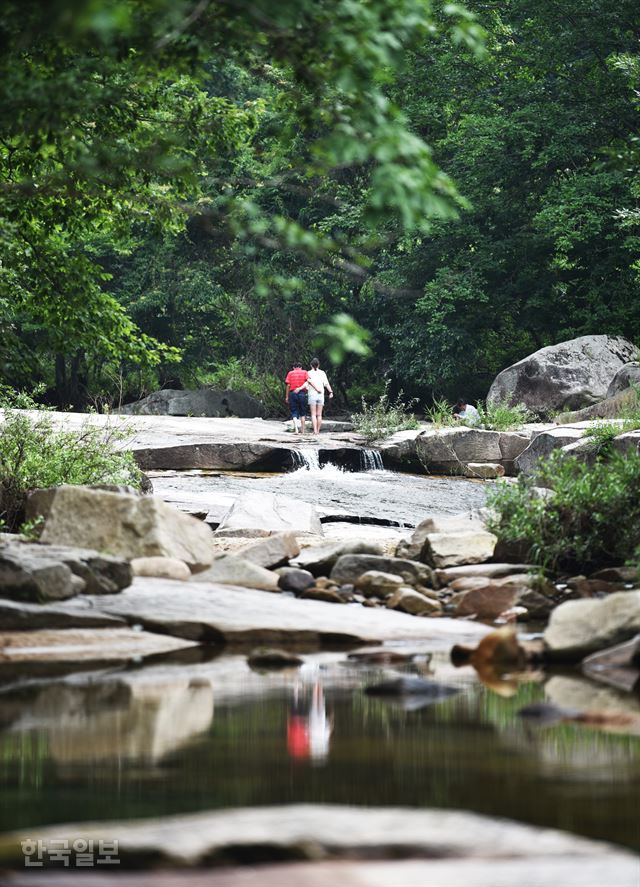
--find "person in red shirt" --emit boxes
[285,363,317,433]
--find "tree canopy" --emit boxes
[0,0,637,408]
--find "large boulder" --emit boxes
[26,486,214,572]
[606,361,640,397]
[416,428,502,472]
[217,491,323,535]
[120,388,267,419]
[487,335,639,416]
[514,427,586,475]
[544,591,640,661]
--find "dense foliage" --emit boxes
[486,450,640,572]
[1,0,638,410]
[0,410,141,531]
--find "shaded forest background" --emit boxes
[1,0,639,414]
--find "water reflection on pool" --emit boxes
[0,649,638,849]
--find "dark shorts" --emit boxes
[289,391,308,419]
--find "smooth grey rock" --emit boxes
[436,563,537,583]
[464,462,505,479]
[451,583,518,619]
[32,544,132,595]
[611,429,640,456]
[131,556,191,580]
[1,804,636,880]
[66,577,489,645]
[217,491,323,535]
[399,512,486,562]
[26,486,214,572]
[0,627,197,663]
[0,539,132,599]
[421,530,497,569]
[416,428,502,470]
[0,598,126,630]
[331,555,435,588]
[606,361,640,397]
[544,591,640,661]
[354,570,405,598]
[236,532,300,569]
[499,431,532,463]
[119,388,267,419]
[300,586,345,604]
[555,388,638,424]
[515,427,585,474]
[192,556,280,591]
[487,335,639,416]
[386,587,442,615]
[0,548,81,603]
[275,566,315,593]
[292,540,384,576]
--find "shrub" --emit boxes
[425,397,533,431]
[0,410,141,532]
[584,394,640,453]
[425,397,457,428]
[476,400,534,431]
[191,358,283,416]
[486,449,640,573]
[351,386,419,442]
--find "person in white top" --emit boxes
[295,357,333,435]
[453,399,481,426]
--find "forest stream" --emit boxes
[1,460,639,859]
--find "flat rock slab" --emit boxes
[0,628,196,662]
[0,805,636,876]
[6,857,637,887]
[65,578,489,646]
[0,598,126,631]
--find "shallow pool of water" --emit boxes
[1,650,638,850]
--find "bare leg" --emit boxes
[311,404,320,434]
[300,414,306,434]
[317,404,324,433]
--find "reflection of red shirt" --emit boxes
[285,369,308,389]
[287,716,310,759]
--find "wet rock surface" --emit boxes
[217,491,323,535]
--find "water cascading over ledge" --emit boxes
[290,447,385,472]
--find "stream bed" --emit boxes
[1,463,638,862]
[149,461,490,527]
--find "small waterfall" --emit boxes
[291,448,321,471]
[360,449,384,471]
